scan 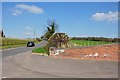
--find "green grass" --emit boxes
[1,44,27,49]
[70,40,112,46]
[0,38,40,49]
[2,38,34,46]
[32,47,48,55]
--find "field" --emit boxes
[0,38,36,49]
[70,40,113,46]
[56,44,119,61]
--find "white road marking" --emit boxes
[16,51,31,56]
[3,47,25,51]
[2,76,6,78]
[5,56,12,59]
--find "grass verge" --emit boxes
[32,47,48,55]
[1,42,40,50]
[1,44,26,49]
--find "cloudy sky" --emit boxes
[1,0,119,2]
[2,2,118,38]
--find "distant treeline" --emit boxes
[71,37,120,43]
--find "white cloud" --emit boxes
[12,9,22,16]
[92,11,118,23]
[25,26,33,30]
[12,4,43,16]
[24,32,32,35]
[24,26,33,35]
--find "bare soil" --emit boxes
[55,44,120,61]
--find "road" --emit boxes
[2,41,119,78]
[2,41,47,58]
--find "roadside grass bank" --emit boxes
[0,38,41,50]
[2,38,34,46]
[1,42,40,50]
[70,40,113,46]
[32,46,48,56]
[1,44,26,49]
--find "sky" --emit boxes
[1,0,119,2]
[0,2,2,30]
[2,2,118,39]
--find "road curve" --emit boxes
[2,41,118,78]
[2,51,118,78]
[2,41,47,58]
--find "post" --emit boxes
[34,29,35,42]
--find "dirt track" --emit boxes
[56,44,120,61]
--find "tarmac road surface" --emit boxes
[1,41,118,78]
[2,41,47,58]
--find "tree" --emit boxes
[3,35,5,38]
[1,30,3,37]
[1,30,5,37]
[44,20,58,40]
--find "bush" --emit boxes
[48,33,69,48]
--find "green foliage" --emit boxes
[2,38,34,46]
[36,38,42,42]
[1,30,5,37]
[71,37,120,43]
[42,33,69,55]
[44,20,57,40]
[37,20,59,55]
[70,40,112,46]
[40,36,44,39]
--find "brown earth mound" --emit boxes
[55,44,120,61]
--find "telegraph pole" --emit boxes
[34,29,35,42]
